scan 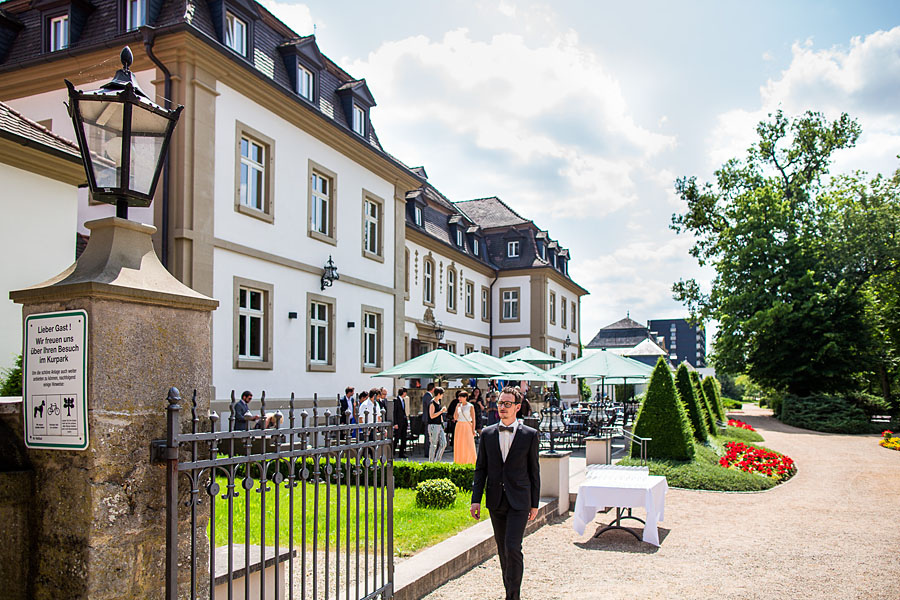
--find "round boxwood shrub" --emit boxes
[415,478,458,508]
[675,364,709,443]
[631,357,695,461]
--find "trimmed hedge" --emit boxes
[674,364,709,443]
[722,397,743,410]
[702,376,727,422]
[415,478,458,508]
[394,461,474,491]
[690,371,717,437]
[631,357,695,461]
[781,394,872,433]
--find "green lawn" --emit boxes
[210,478,484,557]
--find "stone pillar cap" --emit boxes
[10,217,218,311]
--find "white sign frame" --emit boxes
[23,309,89,450]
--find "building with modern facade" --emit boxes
[648,318,706,368]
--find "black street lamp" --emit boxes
[65,46,183,220]
[563,335,572,350]
[320,255,340,290]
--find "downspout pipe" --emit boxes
[142,27,172,270]
[489,273,498,354]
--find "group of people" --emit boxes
[339,386,413,458]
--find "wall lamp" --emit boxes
[321,255,339,290]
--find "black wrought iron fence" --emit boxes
[160,387,394,600]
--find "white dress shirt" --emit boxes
[359,398,378,424]
[498,419,519,462]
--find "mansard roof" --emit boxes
[455,196,528,228]
[586,316,660,349]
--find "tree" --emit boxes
[702,375,726,422]
[631,357,695,461]
[0,354,22,397]
[672,110,900,397]
[675,364,709,443]
[691,370,718,436]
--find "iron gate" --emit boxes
[160,388,394,600]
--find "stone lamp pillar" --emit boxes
[10,216,218,600]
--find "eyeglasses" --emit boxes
[497,401,517,408]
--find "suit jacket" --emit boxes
[394,395,409,429]
[421,392,433,423]
[471,422,541,511]
[339,395,352,424]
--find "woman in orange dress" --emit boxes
[453,390,477,464]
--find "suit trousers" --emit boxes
[489,491,529,600]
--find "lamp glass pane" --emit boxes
[81,98,124,189]
[129,104,170,195]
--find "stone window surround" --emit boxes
[500,286,520,323]
[361,189,385,263]
[481,285,490,323]
[499,346,519,357]
[306,291,336,372]
[423,255,435,307]
[446,265,458,313]
[233,276,274,370]
[561,297,568,329]
[233,121,275,224]
[308,159,337,245]
[549,290,556,325]
[464,279,475,318]
[571,303,577,333]
[360,304,383,373]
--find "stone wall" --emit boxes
[0,406,34,600]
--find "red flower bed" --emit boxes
[719,441,795,481]
[727,418,755,431]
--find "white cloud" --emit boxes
[257,0,314,36]
[347,27,674,218]
[497,0,516,17]
[710,27,900,176]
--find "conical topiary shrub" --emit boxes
[675,364,709,443]
[630,357,695,461]
[691,370,717,437]
[702,376,727,422]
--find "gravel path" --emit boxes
[424,406,900,600]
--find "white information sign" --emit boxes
[23,310,89,450]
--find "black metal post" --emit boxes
[165,387,182,600]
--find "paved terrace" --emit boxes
[421,406,900,600]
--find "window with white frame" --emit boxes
[414,205,423,226]
[447,268,457,312]
[363,197,381,258]
[238,286,264,361]
[423,258,434,305]
[311,172,330,236]
[49,15,68,51]
[552,253,557,268]
[456,229,464,247]
[125,0,147,30]
[507,240,520,258]
[473,238,480,256]
[363,311,380,368]
[481,287,489,321]
[572,303,577,332]
[538,242,546,260]
[465,281,474,317]
[352,104,366,136]
[549,291,556,325]
[309,300,329,364]
[239,137,265,211]
[561,297,567,329]
[297,64,314,101]
[502,289,519,321]
[225,11,247,56]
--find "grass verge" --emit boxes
[210,478,484,557]
[721,425,765,443]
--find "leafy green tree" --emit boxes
[702,376,726,422]
[672,110,900,398]
[631,358,695,461]
[691,371,718,436]
[675,364,709,443]
[0,354,22,396]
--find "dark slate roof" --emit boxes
[0,0,388,151]
[0,100,81,161]
[586,316,662,349]
[455,196,528,228]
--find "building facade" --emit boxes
[648,318,706,368]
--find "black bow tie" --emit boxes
[499,425,515,433]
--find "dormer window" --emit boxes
[414,205,423,227]
[456,229,464,247]
[225,11,247,55]
[125,0,147,30]
[538,242,546,261]
[552,253,557,268]
[507,240,520,258]
[473,238,480,256]
[352,104,366,136]
[298,64,314,101]
[49,15,68,51]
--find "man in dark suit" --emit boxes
[393,388,410,458]
[471,386,540,600]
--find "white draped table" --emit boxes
[572,468,668,546]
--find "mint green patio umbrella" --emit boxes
[502,359,562,383]
[547,350,652,400]
[374,348,501,379]
[501,346,562,365]
[464,351,531,375]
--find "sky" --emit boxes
[260,0,900,353]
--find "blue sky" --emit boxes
[262,1,900,351]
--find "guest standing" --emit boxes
[486,391,500,425]
[393,388,410,458]
[421,382,435,453]
[471,387,485,433]
[453,390,477,464]
[427,386,448,462]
